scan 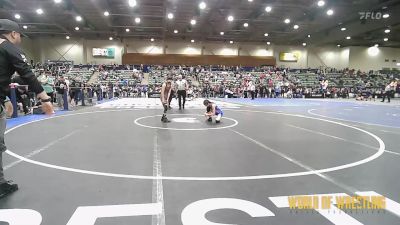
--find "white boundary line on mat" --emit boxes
[5,109,385,181]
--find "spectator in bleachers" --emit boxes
[100,84,107,99]
[54,76,67,108]
[39,73,55,103]
[69,78,81,106]
[275,82,281,98]
[320,79,329,98]
[249,81,256,100]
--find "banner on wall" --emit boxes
[279,52,300,62]
[93,48,115,58]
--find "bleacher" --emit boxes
[293,73,320,88]
[148,70,167,86]
[65,69,95,83]
[98,70,142,86]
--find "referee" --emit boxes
[176,75,188,110]
[0,19,54,198]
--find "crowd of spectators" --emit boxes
[9,63,399,117]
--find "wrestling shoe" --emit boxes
[0,181,18,199]
[162,117,171,123]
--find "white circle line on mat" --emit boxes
[134,114,238,131]
[5,109,385,181]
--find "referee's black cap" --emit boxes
[0,19,21,33]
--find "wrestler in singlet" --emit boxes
[160,77,173,123]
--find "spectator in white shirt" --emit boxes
[249,81,256,100]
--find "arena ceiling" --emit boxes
[0,0,399,47]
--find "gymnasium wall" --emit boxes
[122,54,275,66]
[348,46,400,71]
[307,47,350,70]
[19,37,400,70]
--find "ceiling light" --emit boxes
[191,39,195,43]
[174,29,178,34]
[54,0,62,3]
[199,2,206,10]
[308,34,311,38]
[243,23,249,27]
[267,42,271,45]
[135,17,141,23]
[264,33,269,37]
[337,44,341,47]
[284,18,291,24]
[126,28,130,32]
[227,15,234,22]
[384,38,388,42]
[382,14,389,18]
[22,25,28,29]
[368,46,379,56]
[248,0,253,2]
[230,41,234,44]
[128,0,137,8]
[75,27,79,31]
[265,6,272,12]
[346,36,351,40]
[76,16,82,22]
[303,43,307,46]
[151,38,155,42]
[220,32,224,35]
[317,0,325,7]
[36,9,44,15]
[190,19,196,25]
[14,14,21,20]
[167,13,174,19]
[66,36,70,40]
[327,9,334,16]
[384,29,390,33]
[397,62,400,66]
[109,37,113,41]
[104,11,110,16]
[374,44,379,47]
[341,27,346,31]
[294,24,299,29]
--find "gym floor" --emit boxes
[1,98,400,225]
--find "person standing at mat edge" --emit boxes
[0,19,54,198]
[160,77,173,123]
[381,81,394,103]
[176,75,188,110]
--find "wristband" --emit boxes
[41,98,52,103]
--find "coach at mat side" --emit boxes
[0,19,54,199]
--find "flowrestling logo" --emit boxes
[359,12,388,20]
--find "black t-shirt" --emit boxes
[55,81,67,94]
[70,81,81,92]
[0,39,44,102]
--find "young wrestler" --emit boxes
[203,99,223,123]
[160,77,173,123]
